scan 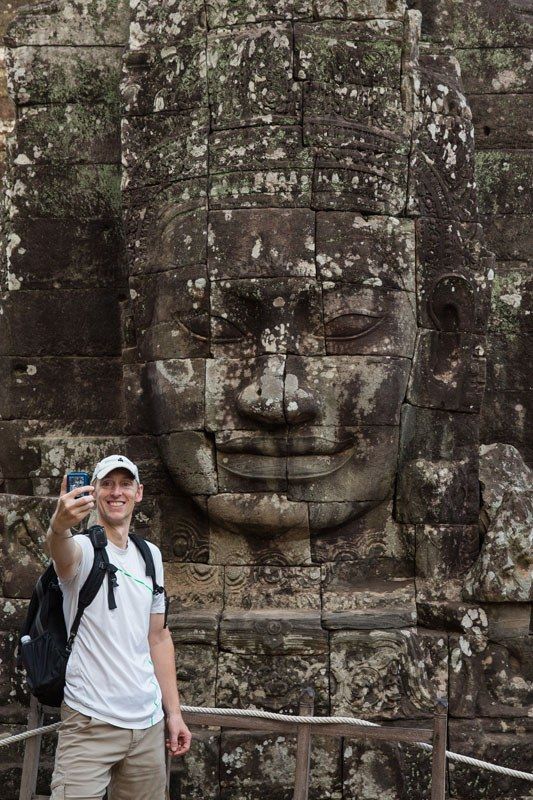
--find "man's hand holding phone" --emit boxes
[50,473,95,537]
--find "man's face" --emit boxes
[95,468,143,527]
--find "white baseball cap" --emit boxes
[92,455,140,483]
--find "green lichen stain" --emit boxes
[490,271,526,341]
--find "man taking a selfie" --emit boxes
[46,454,191,800]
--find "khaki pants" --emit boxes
[50,703,166,800]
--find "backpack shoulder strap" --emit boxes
[129,533,168,627]
[129,533,163,594]
[67,537,115,651]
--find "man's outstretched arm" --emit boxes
[46,474,94,581]
[148,613,192,757]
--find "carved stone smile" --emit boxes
[217,436,355,480]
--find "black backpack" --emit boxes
[19,525,166,707]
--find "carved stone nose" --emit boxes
[237,361,319,427]
[284,371,319,425]
[237,358,285,426]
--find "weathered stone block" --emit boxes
[207,0,313,28]
[0,631,28,705]
[155,494,210,563]
[175,643,217,706]
[220,610,328,655]
[480,214,533,262]
[316,212,415,291]
[130,271,209,360]
[0,290,120,356]
[287,355,410,426]
[312,146,408,216]
[294,21,402,87]
[121,40,207,115]
[449,634,533,718]
[464,444,533,603]
[123,186,207,277]
[0,357,122,421]
[209,126,312,208]
[342,726,432,800]
[210,278,325,358]
[309,501,410,561]
[12,103,120,165]
[209,497,311,565]
[476,150,533,216]
[165,563,223,608]
[6,164,121,220]
[322,560,417,630]
[207,24,298,129]
[303,81,410,146]
[314,0,406,18]
[488,264,532,336]
[121,110,208,190]
[286,426,400,503]
[330,629,448,719]
[5,217,124,289]
[408,113,477,222]
[5,0,130,46]
[158,432,217,497]
[481,390,532,467]
[214,430,287,495]
[457,47,533,95]
[30,436,124,480]
[415,218,492,332]
[323,284,417,357]
[448,718,533,799]
[208,208,315,279]
[0,495,53,598]
[407,331,487,413]
[220,731,341,800]
[168,609,220,646]
[169,729,220,800]
[470,94,533,150]
[415,525,480,605]
[396,405,480,524]
[146,359,205,433]
[205,354,285,431]
[418,0,533,48]
[128,0,205,48]
[224,565,322,610]
[0,598,29,631]
[418,53,469,119]
[7,46,122,105]
[122,363,153,434]
[217,652,329,714]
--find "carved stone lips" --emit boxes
[216,436,355,479]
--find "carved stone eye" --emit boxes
[178,313,210,341]
[325,312,386,341]
[211,316,246,343]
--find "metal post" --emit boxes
[19,696,44,800]
[430,698,448,800]
[292,687,315,800]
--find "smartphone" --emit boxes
[67,471,91,496]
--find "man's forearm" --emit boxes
[46,524,80,580]
[150,630,182,716]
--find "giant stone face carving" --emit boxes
[121,4,489,564]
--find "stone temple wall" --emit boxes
[0,1,531,799]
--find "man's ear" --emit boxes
[135,483,144,503]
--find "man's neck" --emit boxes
[97,518,131,549]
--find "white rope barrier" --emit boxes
[1,707,531,782]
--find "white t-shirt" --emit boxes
[59,534,166,729]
